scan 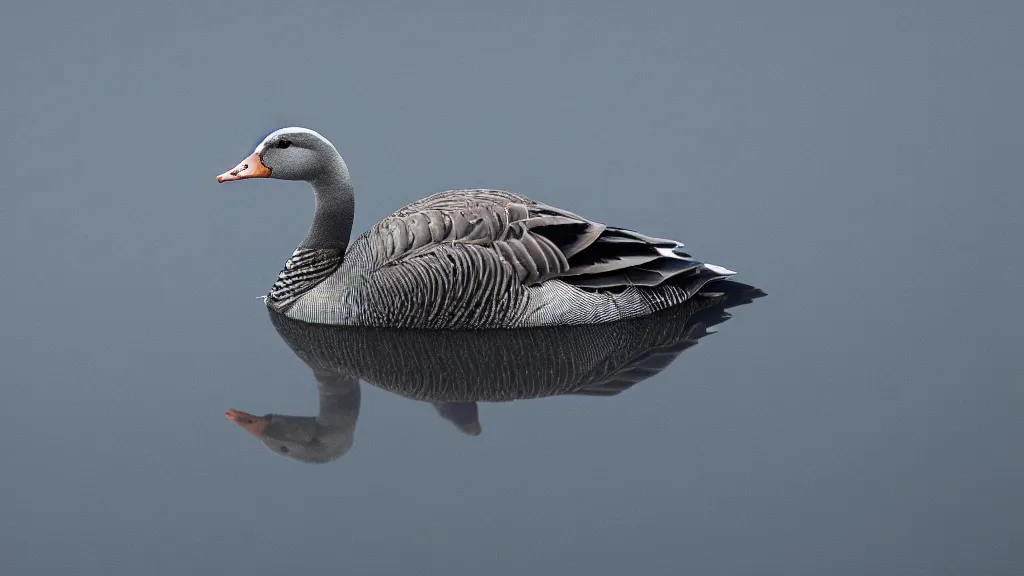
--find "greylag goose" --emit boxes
[225,284,763,463]
[217,127,740,329]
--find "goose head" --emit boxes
[225,408,355,464]
[217,127,344,183]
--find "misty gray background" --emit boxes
[2,2,1021,575]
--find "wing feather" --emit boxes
[368,189,730,294]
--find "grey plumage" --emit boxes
[279,189,737,328]
[267,248,343,308]
[219,128,741,329]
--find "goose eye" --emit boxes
[276,140,292,149]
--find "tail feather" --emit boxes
[559,226,734,291]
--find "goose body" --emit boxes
[218,127,739,329]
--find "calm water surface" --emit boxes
[2,3,1021,575]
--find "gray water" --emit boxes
[2,2,1021,575]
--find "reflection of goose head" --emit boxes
[226,369,360,464]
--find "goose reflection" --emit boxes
[226,281,764,463]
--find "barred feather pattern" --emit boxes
[267,248,343,310]
[273,189,737,328]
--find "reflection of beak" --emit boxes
[225,409,270,438]
[217,151,271,182]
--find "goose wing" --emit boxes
[369,189,732,289]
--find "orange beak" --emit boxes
[225,409,270,438]
[217,151,271,182]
